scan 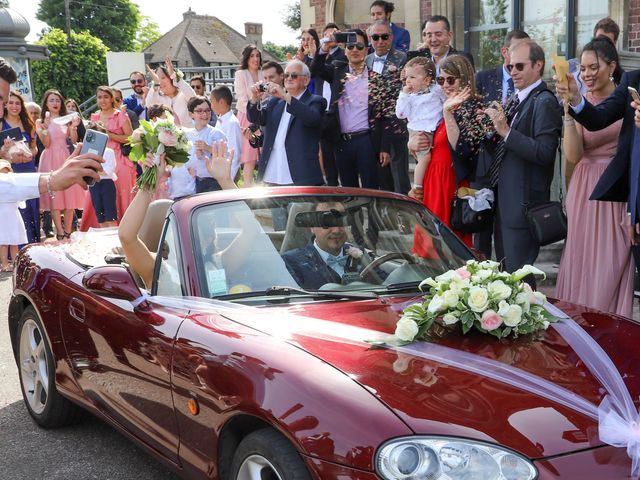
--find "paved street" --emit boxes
[0,271,179,480]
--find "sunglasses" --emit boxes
[130,79,145,84]
[436,76,458,86]
[371,34,390,41]
[506,62,532,73]
[346,42,366,51]
[284,72,306,80]
[114,98,122,102]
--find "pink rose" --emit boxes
[480,310,502,331]
[346,246,363,259]
[158,129,178,147]
[456,267,471,280]
[130,128,143,143]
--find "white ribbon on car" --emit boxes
[130,294,639,476]
[461,188,494,212]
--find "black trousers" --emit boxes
[334,134,378,189]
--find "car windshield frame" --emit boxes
[189,193,475,302]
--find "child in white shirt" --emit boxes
[0,159,27,271]
[396,57,445,200]
[210,85,242,180]
[86,122,118,228]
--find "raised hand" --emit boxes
[553,65,580,106]
[146,64,160,84]
[443,86,471,113]
[164,56,175,78]
[206,140,236,189]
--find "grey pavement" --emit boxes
[0,271,179,480]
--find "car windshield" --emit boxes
[191,194,473,298]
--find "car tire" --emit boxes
[17,306,84,428]
[230,428,312,480]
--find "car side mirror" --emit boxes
[82,265,142,302]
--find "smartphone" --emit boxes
[80,129,108,186]
[0,126,22,145]
[629,86,640,104]
[334,32,357,44]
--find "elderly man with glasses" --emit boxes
[123,71,148,121]
[246,59,326,186]
[311,29,380,189]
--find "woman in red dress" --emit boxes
[410,55,487,248]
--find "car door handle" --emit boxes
[69,298,85,323]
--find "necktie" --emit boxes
[488,94,520,188]
[505,77,514,105]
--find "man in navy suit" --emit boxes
[123,70,147,121]
[282,202,375,289]
[247,60,326,186]
[370,1,410,52]
[474,29,530,258]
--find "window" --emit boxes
[466,0,513,71]
[575,0,608,52]
[154,216,183,296]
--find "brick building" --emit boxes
[302,0,640,71]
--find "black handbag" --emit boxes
[451,189,493,233]
[525,200,567,246]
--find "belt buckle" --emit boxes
[342,132,352,142]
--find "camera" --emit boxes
[258,82,268,93]
[334,32,357,44]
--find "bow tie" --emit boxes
[326,254,347,268]
[374,57,386,63]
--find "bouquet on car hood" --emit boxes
[128,114,191,191]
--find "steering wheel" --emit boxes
[359,252,416,283]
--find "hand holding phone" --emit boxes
[629,86,640,105]
[80,129,109,186]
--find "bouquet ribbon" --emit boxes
[127,294,639,476]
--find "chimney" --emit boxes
[244,22,263,50]
[183,7,196,21]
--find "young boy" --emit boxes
[185,96,227,193]
[210,85,242,181]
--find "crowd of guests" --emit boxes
[0,1,637,319]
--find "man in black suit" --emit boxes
[421,15,474,72]
[366,20,410,194]
[282,202,375,289]
[316,23,347,186]
[485,39,562,274]
[311,29,379,189]
[473,29,530,258]
[247,60,326,186]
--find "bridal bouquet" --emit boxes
[128,114,191,191]
[395,260,557,342]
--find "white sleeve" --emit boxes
[0,173,41,202]
[395,91,413,120]
[103,148,117,179]
[228,122,243,179]
[176,78,196,101]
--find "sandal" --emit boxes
[56,233,65,241]
[64,231,72,239]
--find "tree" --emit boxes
[133,16,162,52]
[36,0,140,52]
[32,28,108,103]
[281,1,301,32]
[263,41,298,61]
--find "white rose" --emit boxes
[488,280,512,301]
[515,292,530,313]
[442,290,460,308]
[435,270,457,283]
[472,269,493,283]
[395,316,419,341]
[442,312,460,325]
[479,260,501,269]
[522,282,537,304]
[467,286,490,312]
[501,303,523,327]
[427,294,446,313]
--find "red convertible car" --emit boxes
[8,187,639,479]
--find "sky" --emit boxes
[14,0,300,46]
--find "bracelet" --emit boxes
[563,119,575,126]
[412,183,423,189]
[46,173,56,198]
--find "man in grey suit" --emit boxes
[484,39,562,278]
[366,20,410,194]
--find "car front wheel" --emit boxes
[17,306,84,428]
[230,428,311,480]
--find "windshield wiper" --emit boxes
[384,281,423,293]
[214,285,378,301]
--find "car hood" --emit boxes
[224,295,640,459]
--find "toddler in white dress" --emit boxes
[396,57,446,200]
[0,159,27,271]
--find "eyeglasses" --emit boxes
[346,42,366,51]
[436,76,458,86]
[114,98,122,102]
[371,34,390,41]
[130,79,145,84]
[193,108,211,114]
[284,72,306,80]
[506,62,532,73]
[191,84,204,90]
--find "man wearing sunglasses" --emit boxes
[484,39,562,279]
[123,71,148,121]
[311,29,379,189]
[247,60,326,186]
[472,29,530,259]
[365,20,410,195]
[369,0,410,53]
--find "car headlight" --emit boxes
[376,437,537,480]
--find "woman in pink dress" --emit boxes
[234,45,263,187]
[36,90,82,240]
[556,38,633,316]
